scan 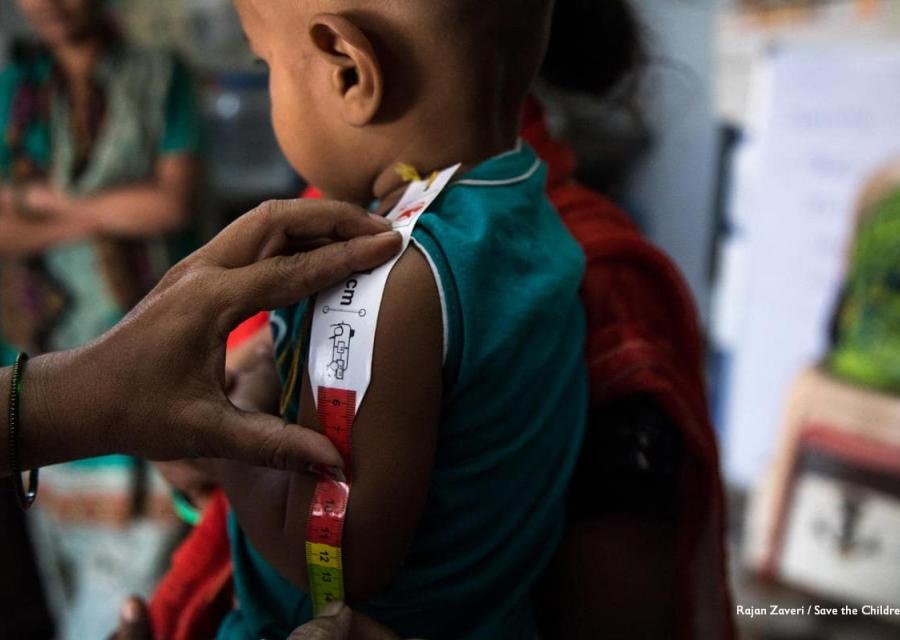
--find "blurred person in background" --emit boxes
[0,0,201,637]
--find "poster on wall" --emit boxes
[714,44,900,488]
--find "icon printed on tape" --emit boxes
[322,305,367,318]
[327,323,355,380]
[392,201,426,228]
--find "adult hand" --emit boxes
[0,181,61,221]
[20,182,66,219]
[20,199,401,473]
[109,597,401,640]
[154,344,281,506]
[286,603,355,640]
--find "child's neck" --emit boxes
[370,113,519,214]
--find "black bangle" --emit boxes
[9,352,39,510]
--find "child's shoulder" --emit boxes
[416,141,585,282]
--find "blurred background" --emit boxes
[1,1,899,639]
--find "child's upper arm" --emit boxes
[296,244,443,600]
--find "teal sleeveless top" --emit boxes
[221,142,588,640]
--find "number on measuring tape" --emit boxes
[316,387,356,470]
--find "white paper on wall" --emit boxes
[716,44,900,488]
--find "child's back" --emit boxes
[219,2,586,638]
[227,143,586,639]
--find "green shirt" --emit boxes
[223,142,588,640]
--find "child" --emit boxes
[212,1,586,639]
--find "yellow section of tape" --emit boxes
[306,541,342,570]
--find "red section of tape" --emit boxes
[308,479,350,546]
[316,387,356,471]
[308,388,356,558]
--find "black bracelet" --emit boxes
[9,352,39,510]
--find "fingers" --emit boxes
[109,597,152,640]
[214,409,343,471]
[288,602,352,640]
[204,199,393,268]
[218,231,402,330]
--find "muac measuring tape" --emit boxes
[305,164,460,615]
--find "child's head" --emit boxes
[235,0,552,203]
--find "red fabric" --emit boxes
[524,96,734,639]
[154,99,733,639]
[148,490,233,640]
[227,312,270,351]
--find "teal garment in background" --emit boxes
[222,143,588,640]
[0,55,53,177]
[0,50,200,180]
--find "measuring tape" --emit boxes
[305,165,460,615]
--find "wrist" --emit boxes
[26,349,114,466]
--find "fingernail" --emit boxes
[374,230,400,239]
[122,599,140,623]
[320,601,344,617]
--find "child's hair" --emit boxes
[428,0,554,113]
[541,0,645,99]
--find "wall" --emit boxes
[626,0,720,322]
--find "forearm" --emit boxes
[0,350,110,477]
[66,184,191,237]
[13,156,197,239]
[0,216,91,257]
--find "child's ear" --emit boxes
[309,14,383,127]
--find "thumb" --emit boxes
[216,409,343,471]
[289,602,352,640]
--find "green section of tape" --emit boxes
[307,548,345,616]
